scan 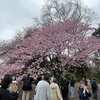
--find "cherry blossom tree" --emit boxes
[0,32,24,64]
[92,24,100,68]
[0,19,100,79]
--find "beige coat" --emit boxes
[50,83,63,100]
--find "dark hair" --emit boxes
[53,78,57,83]
[1,74,12,89]
[27,73,30,77]
[35,75,42,85]
[71,77,73,79]
[37,75,42,81]
[44,75,49,81]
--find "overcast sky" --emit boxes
[0,0,100,40]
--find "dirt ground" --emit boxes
[18,82,99,100]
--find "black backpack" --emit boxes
[24,77,31,90]
[92,81,97,90]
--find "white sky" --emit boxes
[0,0,100,40]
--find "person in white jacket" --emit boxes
[50,78,63,100]
[34,75,51,100]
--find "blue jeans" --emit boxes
[70,86,74,96]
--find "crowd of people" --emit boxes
[0,73,99,100]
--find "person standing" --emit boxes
[0,74,18,100]
[35,75,42,86]
[91,79,99,100]
[50,75,55,84]
[21,73,34,100]
[86,78,91,86]
[78,84,91,100]
[34,75,51,100]
[12,76,18,85]
[82,77,87,86]
[61,76,69,100]
[7,80,18,94]
[70,77,75,97]
[50,78,63,100]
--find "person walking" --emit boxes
[70,77,75,97]
[34,75,51,100]
[91,79,99,100]
[21,73,34,100]
[50,78,63,100]
[61,76,69,100]
[0,74,18,100]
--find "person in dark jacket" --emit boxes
[0,74,18,100]
[91,79,99,100]
[78,84,91,100]
[22,73,34,100]
[61,76,69,100]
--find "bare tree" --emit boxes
[33,0,98,27]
